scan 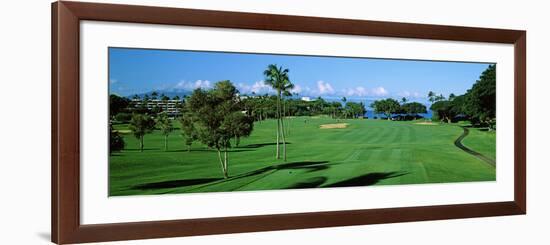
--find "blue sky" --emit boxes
[109,47,492,103]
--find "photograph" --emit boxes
[108,47,496,196]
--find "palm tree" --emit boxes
[264,64,293,161]
[359,102,366,118]
[279,79,294,161]
[341,97,347,119]
[282,90,292,136]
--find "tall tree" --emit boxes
[401,102,427,117]
[358,102,366,118]
[330,101,342,119]
[225,112,254,147]
[279,74,294,160]
[430,100,454,123]
[464,64,496,128]
[345,102,366,118]
[448,93,456,101]
[341,97,347,118]
[449,95,467,116]
[109,94,130,117]
[128,113,155,152]
[428,91,435,103]
[179,108,198,152]
[264,64,293,161]
[156,112,173,151]
[371,98,400,120]
[184,81,254,178]
[282,90,293,136]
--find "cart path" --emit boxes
[454,126,496,167]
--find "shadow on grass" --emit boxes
[238,142,292,149]
[124,148,162,152]
[324,171,409,187]
[167,149,254,153]
[286,176,328,189]
[131,161,333,191]
[236,161,332,179]
[132,178,223,190]
[128,161,409,192]
[285,171,408,189]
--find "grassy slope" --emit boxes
[461,127,496,161]
[110,117,496,196]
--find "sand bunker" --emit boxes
[115,129,132,134]
[320,123,349,129]
[415,122,438,125]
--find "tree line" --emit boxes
[369,64,496,128]
[428,64,496,129]
[370,97,427,120]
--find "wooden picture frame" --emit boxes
[51,1,526,244]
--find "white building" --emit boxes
[131,99,182,116]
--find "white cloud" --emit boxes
[317,80,335,95]
[180,79,392,99]
[290,84,302,94]
[194,80,211,89]
[355,86,368,96]
[237,81,274,95]
[340,86,388,97]
[251,81,273,94]
[371,86,389,96]
[298,86,313,96]
[398,91,423,98]
[174,80,212,90]
[109,79,117,84]
[342,86,369,97]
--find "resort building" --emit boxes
[130,99,182,117]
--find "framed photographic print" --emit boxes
[52,1,526,244]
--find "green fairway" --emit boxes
[461,127,496,161]
[109,117,496,196]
